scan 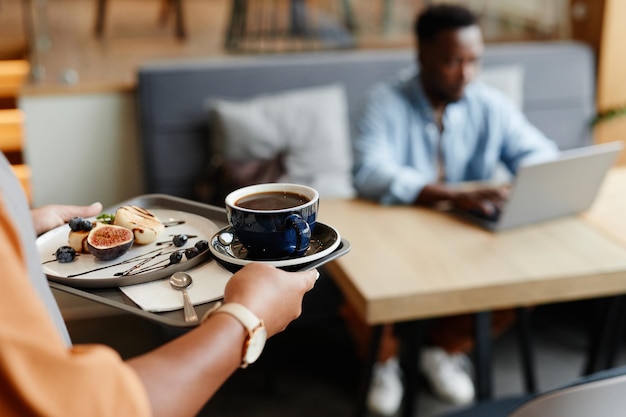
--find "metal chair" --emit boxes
[224,0,354,52]
[441,365,626,417]
[94,0,186,40]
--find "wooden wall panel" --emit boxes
[595,0,626,164]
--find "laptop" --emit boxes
[454,141,623,231]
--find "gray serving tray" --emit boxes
[48,194,351,328]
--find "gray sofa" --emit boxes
[137,41,595,200]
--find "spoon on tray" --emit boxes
[170,272,198,322]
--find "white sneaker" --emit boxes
[419,347,475,405]
[367,357,404,416]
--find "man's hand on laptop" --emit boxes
[451,187,509,218]
[416,183,510,218]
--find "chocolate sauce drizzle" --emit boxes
[62,242,204,278]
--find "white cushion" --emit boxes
[480,65,524,109]
[207,84,356,198]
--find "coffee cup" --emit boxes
[225,183,319,259]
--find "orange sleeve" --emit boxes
[0,202,151,417]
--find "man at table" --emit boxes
[0,151,318,417]
[351,3,559,415]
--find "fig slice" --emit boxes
[87,223,134,260]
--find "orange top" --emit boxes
[0,187,151,415]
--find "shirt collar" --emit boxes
[406,71,468,128]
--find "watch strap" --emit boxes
[213,303,266,369]
[214,303,262,333]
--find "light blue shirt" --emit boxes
[353,69,559,205]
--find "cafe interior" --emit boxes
[3,0,626,416]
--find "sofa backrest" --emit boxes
[137,41,595,199]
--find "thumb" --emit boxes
[86,202,103,216]
[301,268,320,292]
[62,202,103,222]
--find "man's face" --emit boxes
[418,25,484,105]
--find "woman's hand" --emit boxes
[223,263,318,337]
[31,202,103,236]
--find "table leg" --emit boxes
[382,0,392,34]
[604,296,626,369]
[21,0,48,81]
[289,0,308,37]
[21,0,35,49]
[226,0,250,49]
[583,295,626,375]
[94,0,106,37]
[396,320,424,417]
[516,307,537,393]
[474,311,493,401]
[173,0,186,40]
[584,296,619,375]
[339,0,356,31]
[352,324,383,417]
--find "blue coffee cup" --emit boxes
[225,183,319,259]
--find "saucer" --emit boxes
[209,222,341,267]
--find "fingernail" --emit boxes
[91,201,102,207]
[315,271,320,281]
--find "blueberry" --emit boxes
[173,234,188,247]
[169,251,183,264]
[195,239,209,252]
[78,219,93,231]
[55,246,76,263]
[68,217,83,232]
[185,247,199,260]
[69,217,92,232]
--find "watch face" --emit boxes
[244,326,267,364]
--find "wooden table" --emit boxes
[585,167,626,243]
[318,166,626,417]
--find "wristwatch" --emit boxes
[213,303,267,368]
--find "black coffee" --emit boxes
[236,191,310,210]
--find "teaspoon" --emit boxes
[169,272,198,322]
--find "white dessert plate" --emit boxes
[37,209,220,288]
[209,222,341,267]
